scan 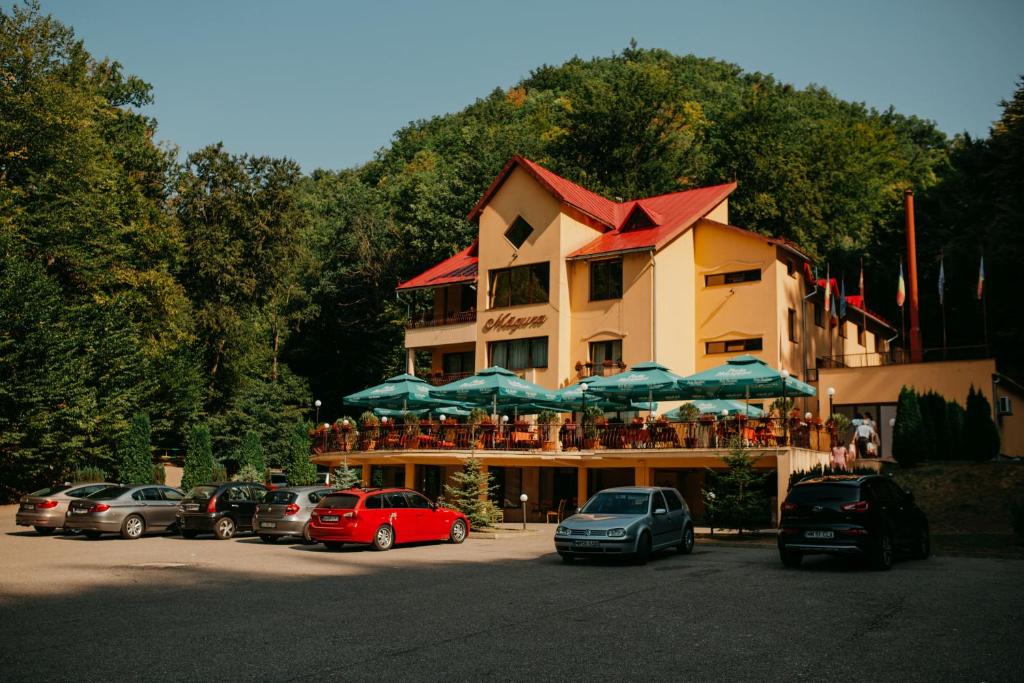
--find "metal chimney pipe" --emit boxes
[904,189,923,362]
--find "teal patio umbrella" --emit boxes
[586,361,690,410]
[555,382,657,413]
[663,400,765,421]
[676,355,816,400]
[430,366,560,417]
[344,373,468,412]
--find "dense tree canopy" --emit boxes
[0,3,1020,496]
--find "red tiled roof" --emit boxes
[396,241,478,291]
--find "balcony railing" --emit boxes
[419,371,473,386]
[575,360,627,380]
[405,310,477,329]
[819,344,990,369]
[310,417,827,455]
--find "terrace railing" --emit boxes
[405,310,477,329]
[819,344,990,369]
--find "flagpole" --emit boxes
[980,251,989,352]
[860,258,867,362]
[939,250,947,360]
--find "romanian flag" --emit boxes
[977,254,985,300]
[896,262,906,308]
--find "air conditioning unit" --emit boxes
[997,396,1012,416]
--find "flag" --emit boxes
[938,255,945,306]
[896,262,906,307]
[977,254,985,300]
[839,277,847,318]
[824,265,831,314]
[859,260,865,299]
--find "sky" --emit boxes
[38,0,1024,172]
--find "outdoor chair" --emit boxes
[546,499,566,523]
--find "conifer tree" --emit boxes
[235,431,265,475]
[946,399,966,459]
[892,386,925,467]
[182,424,215,492]
[331,463,362,490]
[443,457,499,529]
[284,421,317,486]
[701,438,768,534]
[115,413,154,484]
[964,386,1000,461]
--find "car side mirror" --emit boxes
[654,508,667,516]
[575,507,581,514]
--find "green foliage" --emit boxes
[893,386,926,467]
[70,466,108,483]
[116,413,154,485]
[702,439,768,533]
[232,463,264,483]
[403,412,421,436]
[331,463,362,490]
[676,403,701,422]
[582,406,604,439]
[181,424,215,491]
[234,431,266,474]
[946,400,966,459]
[964,387,1000,461]
[359,411,379,427]
[771,397,794,417]
[211,464,229,482]
[443,457,500,529]
[152,463,166,485]
[283,421,316,486]
[918,391,950,461]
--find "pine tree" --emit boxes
[893,386,925,467]
[701,438,768,534]
[443,457,499,529]
[283,421,316,486]
[182,424,215,492]
[234,431,265,476]
[332,463,362,490]
[946,399,966,459]
[115,413,154,484]
[964,386,1000,461]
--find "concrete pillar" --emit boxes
[634,462,648,487]
[361,463,372,488]
[577,467,588,506]
[406,348,415,375]
[404,462,416,490]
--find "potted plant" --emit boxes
[537,410,559,451]
[468,408,489,449]
[359,411,379,451]
[403,411,421,449]
[583,406,604,449]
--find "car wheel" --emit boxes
[324,541,345,551]
[84,530,102,539]
[678,525,695,554]
[912,525,931,560]
[449,519,467,544]
[634,531,652,565]
[372,524,394,551]
[34,526,55,536]
[180,529,198,539]
[779,547,803,568]
[259,534,276,544]
[214,516,236,540]
[559,552,575,563]
[871,531,894,570]
[120,514,146,540]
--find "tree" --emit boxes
[946,400,966,460]
[181,424,215,492]
[892,386,926,467]
[701,439,768,534]
[283,421,316,486]
[443,457,499,529]
[331,463,362,490]
[234,431,265,476]
[964,386,1000,461]
[116,413,154,485]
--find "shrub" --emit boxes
[359,411,379,427]
[403,412,421,436]
[235,431,265,473]
[152,463,166,484]
[964,386,1000,461]
[284,421,317,486]
[70,466,108,483]
[332,463,362,489]
[537,410,558,426]
[116,413,154,485]
[893,386,925,467]
[946,400,966,458]
[182,424,215,492]
[675,403,700,422]
[582,406,604,439]
[920,391,950,461]
[443,457,500,529]
[211,463,229,482]
[702,438,768,533]
[232,463,264,483]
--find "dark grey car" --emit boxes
[253,486,334,544]
[64,484,185,539]
[554,486,695,564]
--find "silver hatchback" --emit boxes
[253,486,335,543]
[65,484,185,539]
[554,486,695,564]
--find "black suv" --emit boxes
[177,482,268,540]
[778,475,929,570]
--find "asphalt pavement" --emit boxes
[0,507,1021,682]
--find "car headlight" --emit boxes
[555,526,572,536]
[607,528,627,538]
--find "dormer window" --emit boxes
[504,216,534,249]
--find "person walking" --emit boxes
[854,413,876,459]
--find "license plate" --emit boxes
[805,530,834,539]
[572,540,600,548]
[320,515,339,523]
[183,504,199,511]
[23,504,34,511]
[259,522,277,529]
[71,508,87,515]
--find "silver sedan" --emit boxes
[253,486,335,543]
[64,484,185,539]
[15,482,116,534]
[553,486,695,564]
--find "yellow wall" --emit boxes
[994,381,1024,457]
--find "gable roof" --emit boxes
[698,219,810,261]
[396,241,478,292]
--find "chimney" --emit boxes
[904,190,923,362]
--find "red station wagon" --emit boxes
[309,488,469,551]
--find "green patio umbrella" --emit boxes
[430,366,559,417]
[586,361,690,410]
[343,373,467,412]
[663,399,765,421]
[676,355,816,399]
[555,382,657,413]
[373,405,473,419]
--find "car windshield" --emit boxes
[269,473,288,483]
[581,492,651,515]
[787,484,860,505]
[318,493,359,510]
[28,485,71,497]
[184,486,219,501]
[85,485,130,500]
[264,491,297,504]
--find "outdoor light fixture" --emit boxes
[439,414,446,423]
[315,399,322,423]
[501,415,509,424]
[889,418,896,427]
[805,412,812,421]
[520,493,529,530]
[827,387,835,397]
[827,387,835,420]
[381,416,388,424]
[780,369,790,444]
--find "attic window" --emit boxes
[505,217,534,249]
[622,205,658,231]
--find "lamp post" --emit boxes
[580,383,589,450]
[314,399,322,424]
[780,370,790,446]
[721,409,729,448]
[322,422,330,453]
[827,387,835,420]
[520,492,528,530]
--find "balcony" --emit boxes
[419,371,473,386]
[818,344,990,370]
[405,310,477,330]
[575,360,627,380]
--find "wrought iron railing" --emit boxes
[574,361,627,380]
[405,310,477,329]
[819,344,989,369]
[418,371,473,386]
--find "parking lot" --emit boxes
[1,506,1021,682]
